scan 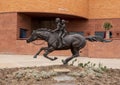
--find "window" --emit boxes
[69,32,84,36]
[31,18,55,30]
[109,31,112,38]
[95,31,105,38]
[19,28,28,38]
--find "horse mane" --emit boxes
[36,28,53,32]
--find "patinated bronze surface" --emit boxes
[26,18,111,64]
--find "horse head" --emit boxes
[26,30,38,43]
[26,28,52,43]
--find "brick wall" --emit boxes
[1,0,120,19]
[89,0,120,19]
[0,0,88,18]
[0,13,17,53]
[88,40,120,58]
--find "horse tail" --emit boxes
[85,35,112,42]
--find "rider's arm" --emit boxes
[52,26,59,32]
[52,23,61,32]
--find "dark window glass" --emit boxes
[109,31,112,38]
[31,18,55,30]
[69,32,84,36]
[95,32,105,38]
[20,28,27,38]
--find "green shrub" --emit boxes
[103,22,112,30]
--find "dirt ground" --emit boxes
[0,65,120,85]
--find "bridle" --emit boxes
[30,32,46,45]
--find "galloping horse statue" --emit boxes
[26,28,111,64]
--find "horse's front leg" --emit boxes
[43,47,58,61]
[34,47,48,58]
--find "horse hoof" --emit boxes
[33,56,37,58]
[62,60,67,65]
[54,57,58,60]
[51,57,58,61]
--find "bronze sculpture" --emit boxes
[26,18,111,64]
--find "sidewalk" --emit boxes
[0,54,120,69]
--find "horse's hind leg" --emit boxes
[43,47,58,61]
[62,48,79,65]
[34,47,48,58]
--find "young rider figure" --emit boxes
[60,19,67,39]
[52,18,68,45]
[52,18,61,32]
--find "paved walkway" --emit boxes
[0,54,120,69]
